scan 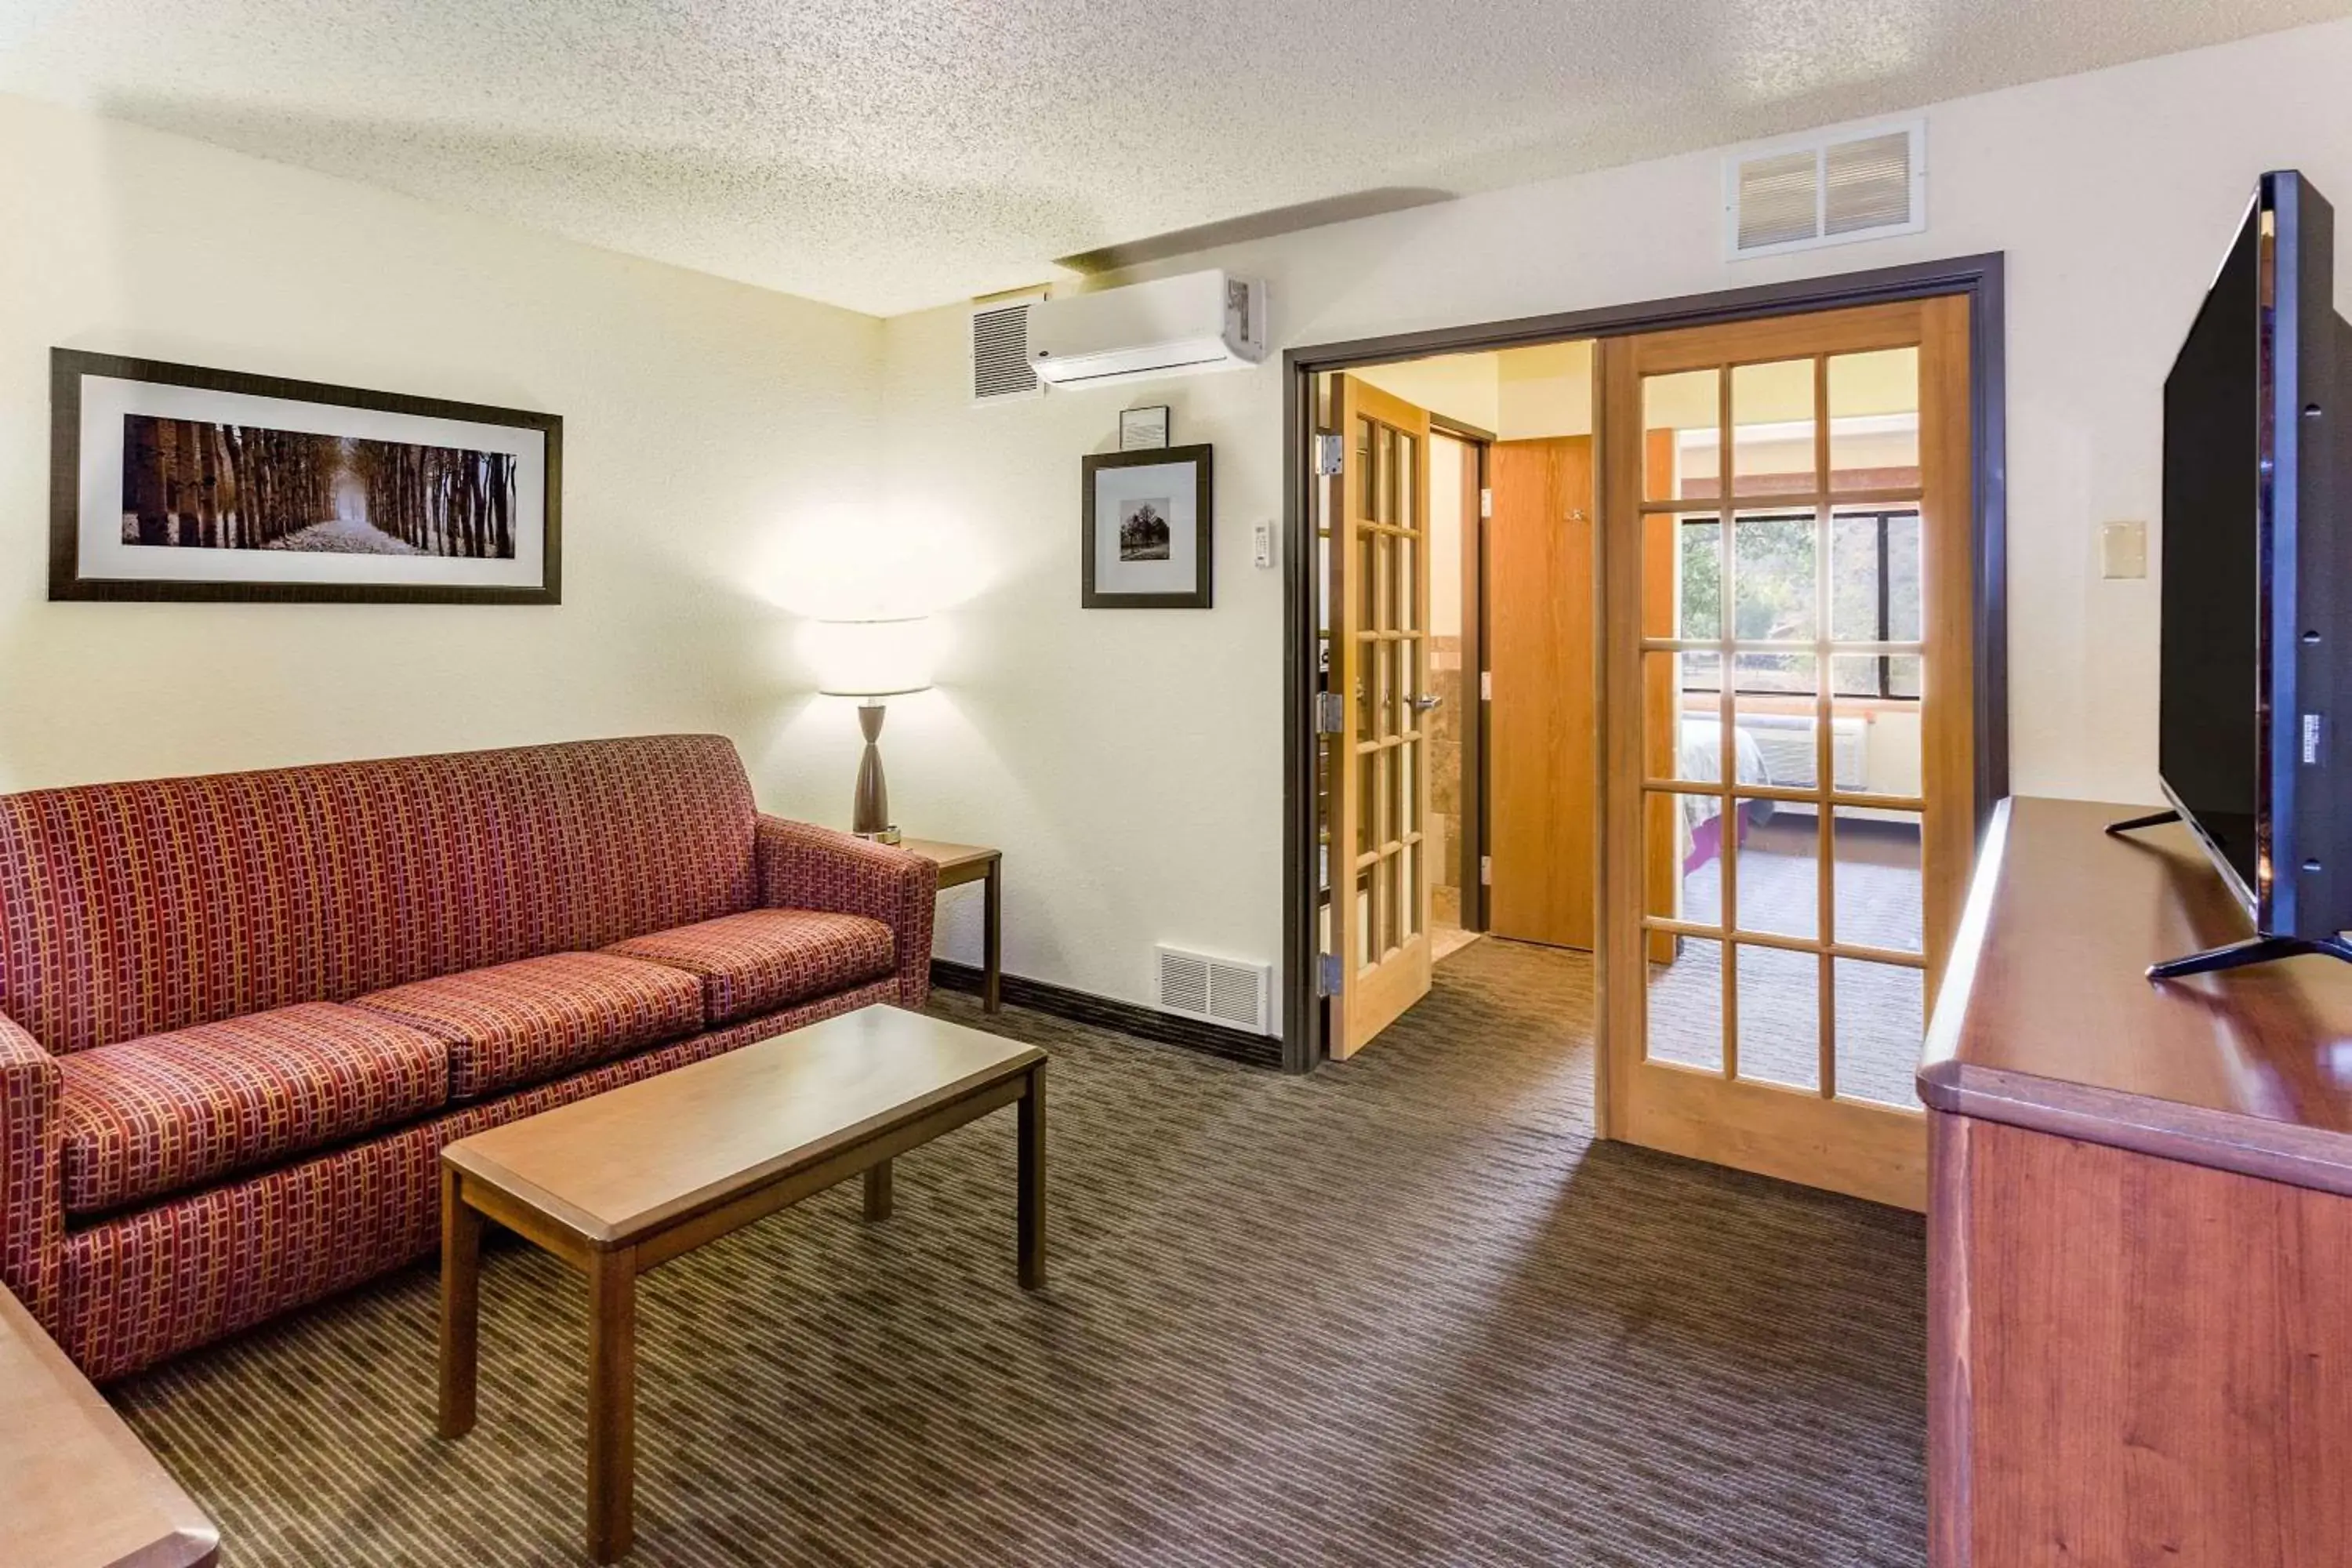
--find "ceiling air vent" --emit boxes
[1726,121,1926,260]
[971,294,1044,404]
[1156,945,1273,1035]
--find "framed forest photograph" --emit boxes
[50,350,561,604]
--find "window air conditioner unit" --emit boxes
[1027,270,1267,390]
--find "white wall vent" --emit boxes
[1726,121,1926,260]
[1156,945,1272,1034]
[971,294,1045,404]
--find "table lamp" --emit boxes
[812,615,933,843]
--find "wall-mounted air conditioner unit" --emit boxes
[1028,270,1267,390]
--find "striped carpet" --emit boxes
[110,939,1926,1566]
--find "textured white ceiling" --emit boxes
[2,0,2344,316]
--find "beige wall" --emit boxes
[1355,344,1593,439]
[1496,342,1592,440]
[1428,435,1466,641]
[0,92,883,810]
[1353,354,1499,434]
[875,20,2352,1012]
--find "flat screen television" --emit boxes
[2123,169,2352,976]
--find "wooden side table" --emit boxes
[898,839,1002,1013]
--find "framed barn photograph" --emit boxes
[1082,443,1212,609]
[49,349,561,604]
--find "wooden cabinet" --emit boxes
[1921,798,2352,1567]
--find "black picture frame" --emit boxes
[49,348,563,604]
[1118,405,1171,450]
[1081,443,1213,610]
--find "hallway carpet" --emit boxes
[111,940,1926,1566]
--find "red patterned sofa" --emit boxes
[0,735,935,1381]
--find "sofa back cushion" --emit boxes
[0,735,759,1054]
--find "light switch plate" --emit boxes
[1253,520,1275,568]
[2100,521,2148,579]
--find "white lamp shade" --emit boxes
[811,616,935,697]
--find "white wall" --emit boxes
[862,315,1287,1000]
[873,20,2352,1013]
[0,92,883,808]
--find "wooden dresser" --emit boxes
[1920,797,2352,1567]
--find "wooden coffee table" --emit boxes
[0,1283,219,1568]
[435,1006,1047,1563]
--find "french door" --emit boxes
[1596,299,1976,1210]
[1327,376,1436,1058]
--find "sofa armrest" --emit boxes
[0,1012,60,1327]
[756,815,938,1007]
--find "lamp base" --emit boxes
[854,826,903,845]
[851,701,892,840]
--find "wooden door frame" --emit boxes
[1428,418,1492,935]
[1280,253,2008,1074]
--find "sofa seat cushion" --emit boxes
[607,909,896,1025]
[352,952,706,1099]
[56,1003,450,1216]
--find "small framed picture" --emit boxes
[1118,405,1171,451]
[1082,444,1213,609]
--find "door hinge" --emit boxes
[1479,487,1494,519]
[1479,855,1493,887]
[1479,670,1492,702]
[1315,690,1345,735]
[1317,952,1343,996]
[1313,433,1345,477]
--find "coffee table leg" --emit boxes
[1018,1061,1045,1290]
[438,1165,481,1440]
[863,1159,894,1221]
[586,1246,637,1563]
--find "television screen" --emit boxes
[2158,200,2263,899]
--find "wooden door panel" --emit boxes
[1628,300,1923,376]
[1330,375,1436,1058]
[1599,299,1976,1211]
[1489,436,1595,950]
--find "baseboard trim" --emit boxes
[928,960,1281,1069]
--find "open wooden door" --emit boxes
[1597,299,1976,1210]
[1329,375,1436,1058]
[1488,436,1596,949]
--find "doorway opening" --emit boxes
[1283,258,2008,1211]
[1315,349,1600,1057]
[1425,422,1485,964]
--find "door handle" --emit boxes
[1414,694,1443,711]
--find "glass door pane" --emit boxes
[1828,347,1920,494]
